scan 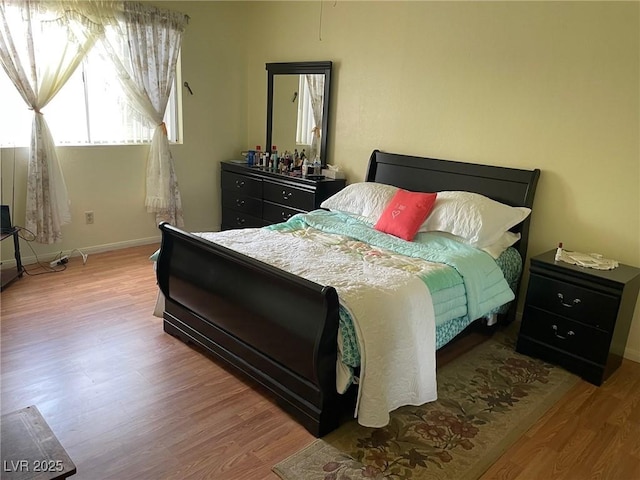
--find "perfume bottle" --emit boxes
[555,242,563,262]
[271,146,278,171]
[255,145,262,167]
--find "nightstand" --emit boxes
[516,249,640,385]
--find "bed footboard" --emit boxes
[156,222,343,437]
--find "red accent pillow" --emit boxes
[374,190,438,241]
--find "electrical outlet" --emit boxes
[85,211,94,224]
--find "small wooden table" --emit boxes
[1,406,76,480]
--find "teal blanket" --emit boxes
[269,210,515,322]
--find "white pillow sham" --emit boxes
[419,230,521,259]
[481,231,521,259]
[320,182,398,221]
[419,191,530,248]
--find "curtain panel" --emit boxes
[0,0,99,242]
[110,2,188,227]
[305,74,324,163]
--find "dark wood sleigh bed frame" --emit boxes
[156,150,540,437]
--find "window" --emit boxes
[0,48,180,147]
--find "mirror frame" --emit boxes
[266,61,332,167]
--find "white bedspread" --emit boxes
[197,227,436,428]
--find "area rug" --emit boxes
[273,327,579,480]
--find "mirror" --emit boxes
[266,61,332,167]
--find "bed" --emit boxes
[155,149,540,437]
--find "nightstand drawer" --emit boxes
[520,308,610,364]
[222,191,263,217]
[222,171,263,198]
[263,202,302,224]
[526,273,619,330]
[263,181,315,211]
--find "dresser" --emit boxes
[516,249,640,385]
[220,161,346,230]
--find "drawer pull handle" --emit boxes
[552,324,575,340]
[236,199,245,207]
[281,211,292,220]
[557,293,581,308]
[235,180,245,188]
[235,217,245,225]
[282,190,293,200]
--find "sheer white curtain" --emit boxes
[97,2,187,227]
[305,74,325,162]
[0,0,98,243]
[296,75,313,147]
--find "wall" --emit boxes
[1,1,638,360]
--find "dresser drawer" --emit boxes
[520,307,610,364]
[263,202,303,224]
[221,209,265,230]
[222,191,263,217]
[222,171,262,198]
[526,273,619,330]
[263,181,315,211]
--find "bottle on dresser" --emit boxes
[271,146,278,172]
[255,145,262,167]
[293,149,300,169]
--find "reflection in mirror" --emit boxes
[272,74,325,163]
[271,75,301,158]
[266,62,332,167]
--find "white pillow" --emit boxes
[417,230,521,259]
[419,191,530,248]
[481,231,521,259]
[320,182,399,222]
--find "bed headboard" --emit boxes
[365,149,541,262]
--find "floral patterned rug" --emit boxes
[273,327,579,480]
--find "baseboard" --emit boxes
[624,347,640,364]
[7,236,161,268]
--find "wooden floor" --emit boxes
[1,245,639,479]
